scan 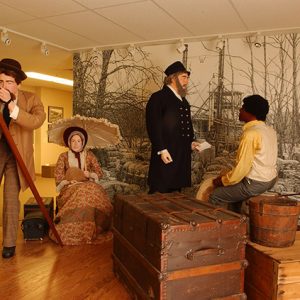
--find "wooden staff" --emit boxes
[0,110,63,246]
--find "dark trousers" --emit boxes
[209,177,277,213]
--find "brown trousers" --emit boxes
[0,138,20,247]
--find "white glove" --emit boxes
[89,172,99,182]
[56,179,70,192]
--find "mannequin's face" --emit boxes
[176,73,189,90]
[171,72,189,97]
[70,134,83,152]
[239,106,256,123]
[0,73,19,97]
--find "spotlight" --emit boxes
[41,42,50,56]
[176,40,187,53]
[1,29,11,46]
[128,43,136,55]
[254,34,262,48]
[216,38,224,51]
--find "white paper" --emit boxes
[195,141,212,152]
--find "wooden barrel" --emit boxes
[249,195,300,247]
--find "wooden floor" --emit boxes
[0,227,131,300]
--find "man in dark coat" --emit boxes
[146,61,200,193]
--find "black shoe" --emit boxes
[2,246,16,259]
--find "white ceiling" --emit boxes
[0,0,300,88]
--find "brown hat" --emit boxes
[0,58,27,81]
[63,126,88,149]
[164,61,190,76]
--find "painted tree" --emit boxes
[73,47,161,150]
[286,33,300,152]
[222,34,300,159]
[266,34,300,158]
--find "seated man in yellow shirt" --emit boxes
[209,94,278,213]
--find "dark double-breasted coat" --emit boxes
[146,85,194,192]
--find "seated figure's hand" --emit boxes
[60,179,69,186]
[212,176,224,188]
[89,172,99,182]
[56,179,70,193]
[83,170,90,178]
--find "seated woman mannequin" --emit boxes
[49,126,113,245]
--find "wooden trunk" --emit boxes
[245,231,300,299]
[113,192,248,300]
[24,197,54,220]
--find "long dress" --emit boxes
[49,151,113,245]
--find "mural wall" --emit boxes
[73,33,300,198]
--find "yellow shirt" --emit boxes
[222,120,277,186]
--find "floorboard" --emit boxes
[0,227,131,300]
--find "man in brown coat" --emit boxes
[0,58,46,258]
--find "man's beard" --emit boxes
[175,77,187,97]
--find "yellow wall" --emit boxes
[21,85,73,174]
[40,87,72,172]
